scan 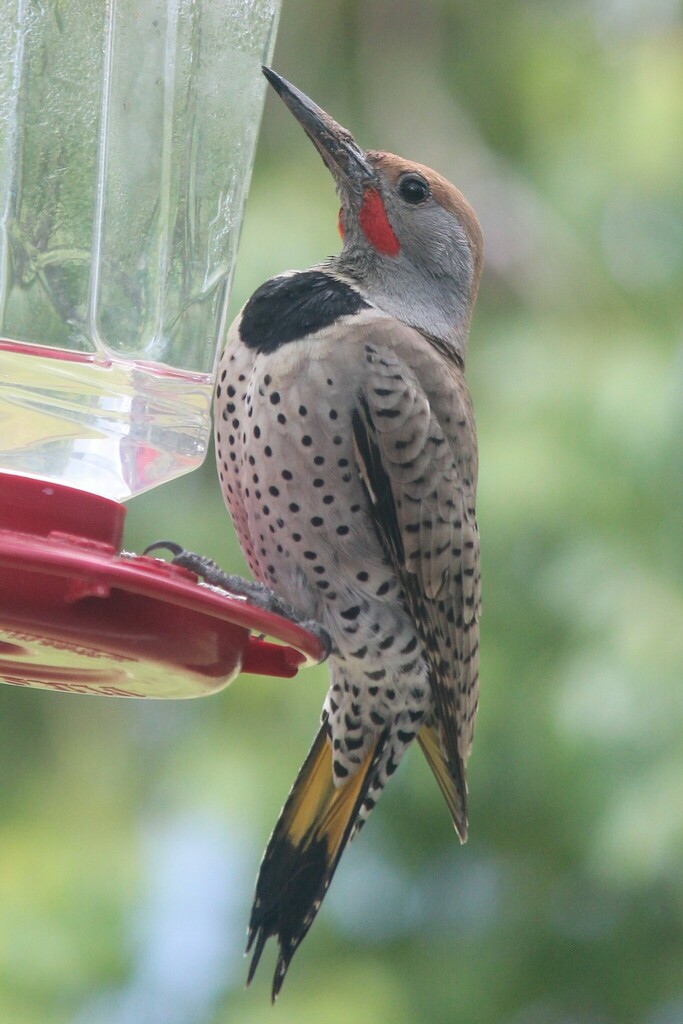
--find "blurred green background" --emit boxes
[2,1,682,1021]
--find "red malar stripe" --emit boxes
[359,189,400,256]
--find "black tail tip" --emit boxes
[245,926,293,1002]
[245,927,267,988]
[271,954,291,1003]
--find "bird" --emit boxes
[213,66,483,999]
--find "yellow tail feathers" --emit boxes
[246,723,386,1000]
[418,723,468,842]
[281,725,377,850]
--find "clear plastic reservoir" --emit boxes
[0,0,280,499]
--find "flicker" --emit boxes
[168,66,483,999]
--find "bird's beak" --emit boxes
[262,66,376,197]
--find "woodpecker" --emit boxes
[213,67,483,998]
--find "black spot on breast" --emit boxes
[239,271,370,354]
[397,729,415,744]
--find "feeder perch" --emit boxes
[0,1,324,699]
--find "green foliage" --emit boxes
[2,1,682,1021]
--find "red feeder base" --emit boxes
[0,473,326,698]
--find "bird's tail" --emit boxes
[246,722,387,1000]
[418,722,468,842]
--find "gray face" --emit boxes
[381,183,476,290]
[333,169,477,359]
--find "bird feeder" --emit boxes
[0,0,325,698]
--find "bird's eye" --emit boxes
[397,173,431,205]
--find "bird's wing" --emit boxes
[351,327,481,839]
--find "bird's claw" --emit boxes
[144,543,234,592]
[300,620,333,661]
[143,541,331,660]
[143,539,184,559]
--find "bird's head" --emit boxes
[262,66,483,362]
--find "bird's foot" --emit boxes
[145,541,276,603]
[143,541,331,659]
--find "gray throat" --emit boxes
[326,249,471,363]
